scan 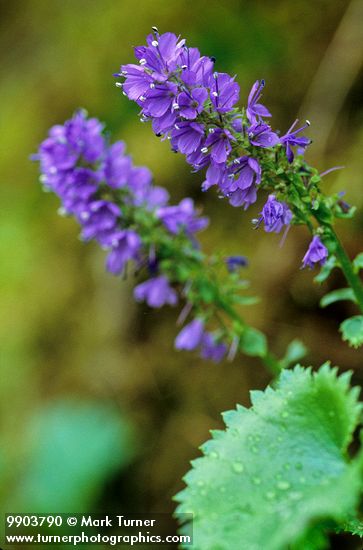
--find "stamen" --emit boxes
[286,119,299,134]
[57,207,67,217]
[227,336,239,362]
[319,166,344,178]
[177,302,193,326]
[151,40,159,47]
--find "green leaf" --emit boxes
[320,288,357,308]
[232,295,259,306]
[175,365,362,550]
[10,399,134,512]
[340,316,363,348]
[353,253,363,274]
[313,202,334,224]
[314,255,337,284]
[239,327,267,357]
[335,205,356,219]
[281,339,308,368]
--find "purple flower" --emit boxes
[134,275,178,308]
[61,168,99,215]
[175,318,205,350]
[118,64,154,101]
[209,72,240,113]
[186,147,211,172]
[222,157,261,209]
[246,80,271,124]
[142,82,178,118]
[171,121,205,155]
[176,87,208,120]
[281,120,311,163]
[260,195,292,233]
[204,128,234,164]
[103,142,132,189]
[158,198,209,236]
[248,122,279,148]
[225,255,248,272]
[200,332,227,362]
[202,161,227,191]
[106,230,141,275]
[151,110,177,135]
[179,47,214,87]
[229,185,258,209]
[134,32,185,77]
[302,236,328,269]
[79,200,121,244]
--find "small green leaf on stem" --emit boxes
[320,288,357,308]
[340,316,363,348]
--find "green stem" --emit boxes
[263,352,283,377]
[327,227,363,313]
[217,299,283,377]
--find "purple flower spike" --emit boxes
[260,195,292,233]
[106,230,141,275]
[281,119,311,163]
[302,236,328,269]
[248,122,279,148]
[200,332,227,362]
[246,80,272,124]
[134,275,178,308]
[175,318,205,350]
[209,72,240,113]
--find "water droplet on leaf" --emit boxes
[276,480,290,490]
[232,461,244,474]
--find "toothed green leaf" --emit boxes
[340,316,363,348]
[175,365,362,550]
[320,288,356,308]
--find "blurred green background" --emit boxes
[1,0,363,547]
